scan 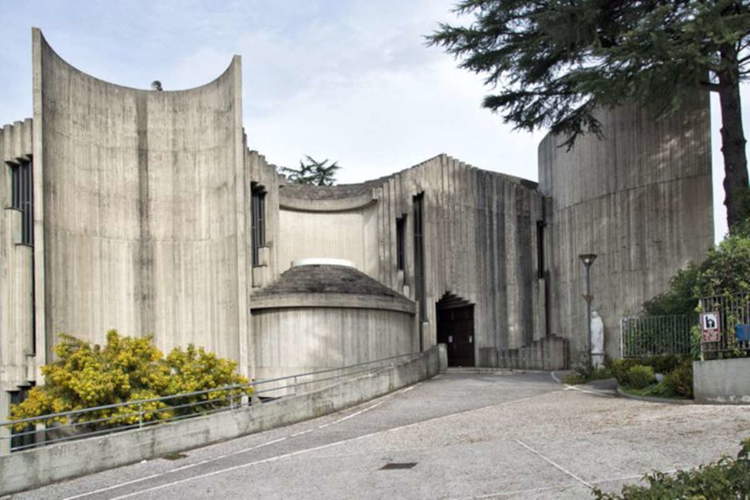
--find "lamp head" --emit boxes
[579,253,597,267]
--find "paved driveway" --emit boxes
[9,371,750,499]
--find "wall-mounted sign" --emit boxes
[700,311,721,342]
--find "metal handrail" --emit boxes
[0,352,420,432]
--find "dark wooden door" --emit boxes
[436,305,475,367]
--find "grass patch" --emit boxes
[563,366,613,385]
[620,382,690,400]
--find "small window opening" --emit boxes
[251,183,266,267]
[396,215,406,271]
[9,159,33,245]
[413,193,425,322]
[536,220,545,279]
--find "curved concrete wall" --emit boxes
[277,205,379,275]
[252,306,416,380]
[539,99,714,358]
[32,30,248,365]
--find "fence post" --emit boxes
[138,403,143,429]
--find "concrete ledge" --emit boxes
[693,357,750,404]
[279,192,376,212]
[0,346,443,496]
[249,292,416,313]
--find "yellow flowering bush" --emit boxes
[9,331,251,431]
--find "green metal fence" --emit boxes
[620,314,696,358]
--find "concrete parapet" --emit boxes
[0,346,441,496]
[693,358,750,404]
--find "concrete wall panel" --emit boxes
[0,119,35,391]
[33,30,246,365]
[539,99,713,359]
[277,206,379,275]
[253,306,415,380]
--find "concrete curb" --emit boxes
[616,386,694,405]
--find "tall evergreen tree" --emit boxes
[279,155,341,186]
[428,0,750,232]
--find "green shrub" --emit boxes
[642,265,701,317]
[593,438,750,499]
[643,354,684,374]
[695,235,750,298]
[664,361,693,398]
[9,331,251,430]
[609,359,640,386]
[642,235,750,318]
[622,381,677,399]
[641,381,676,398]
[625,365,655,389]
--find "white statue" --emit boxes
[591,310,605,368]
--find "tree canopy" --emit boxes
[279,155,341,186]
[428,0,750,231]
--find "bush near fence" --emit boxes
[624,233,750,360]
[609,356,693,399]
[9,331,251,432]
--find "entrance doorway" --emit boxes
[436,293,475,367]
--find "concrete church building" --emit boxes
[1,30,713,424]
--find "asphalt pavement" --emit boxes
[8,370,750,499]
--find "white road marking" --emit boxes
[108,432,381,499]
[514,439,594,489]
[63,437,288,500]
[564,384,615,397]
[65,383,418,500]
[551,371,615,397]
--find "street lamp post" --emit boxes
[579,253,597,372]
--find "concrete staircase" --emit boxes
[479,335,569,370]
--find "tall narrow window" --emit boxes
[9,159,33,245]
[396,215,406,271]
[536,220,545,279]
[413,193,425,322]
[251,183,266,267]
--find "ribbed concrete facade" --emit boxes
[33,30,248,368]
[539,98,714,359]
[1,120,35,390]
[0,29,714,446]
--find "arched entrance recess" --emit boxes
[436,292,475,367]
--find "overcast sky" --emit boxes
[0,0,744,241]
